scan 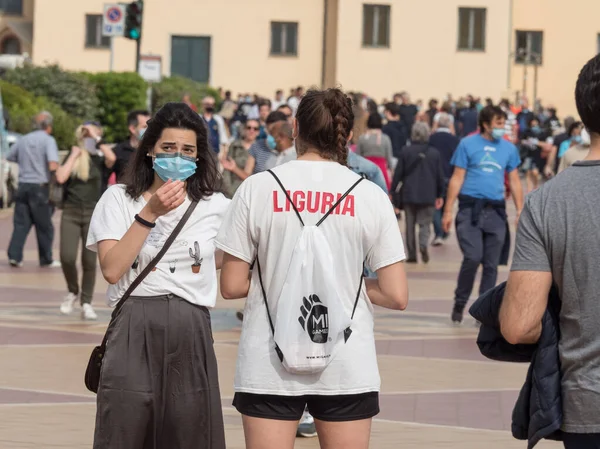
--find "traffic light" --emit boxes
[124,1,143,40]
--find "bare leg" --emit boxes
[314,418,372,449]
[531,168,540,191]
[242,415,297,449]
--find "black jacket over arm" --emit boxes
[469,282,563,449]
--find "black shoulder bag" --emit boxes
[84,200,198,393]
[393,146,430,210]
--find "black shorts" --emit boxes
[232,391,379,422]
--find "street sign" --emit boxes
[138,55,162,83]
[102,4,125,37]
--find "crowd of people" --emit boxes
[5,51,600,448]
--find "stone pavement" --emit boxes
[0,208,560,448]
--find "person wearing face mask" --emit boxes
[202,96,229,155]
[559,127,591,173]
[55,123,116,320]
[520,117,550,193]
[264,121,297,170]
[558,121,584,160]
[442,106,523,324]
[110,110,151,185]
[86,102,228,448]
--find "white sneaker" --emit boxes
[9,259,23,268]
[432,237,444,247]
[60,293,77,315]
[81,303,98,321]
[297,411,317,438]
[43,260,62,268]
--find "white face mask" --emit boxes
[581,128,591,146]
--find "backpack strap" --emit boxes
[255,256,284,362]
[267,169,304,226]
[316,177,364,227]
[343,261,365,343]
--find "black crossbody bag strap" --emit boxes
[99,200,199,349]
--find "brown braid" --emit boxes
[295,88,354,166]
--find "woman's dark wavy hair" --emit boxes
[123,102,222,201]
[295,88,354,166]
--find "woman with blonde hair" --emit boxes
[55,122,115,320]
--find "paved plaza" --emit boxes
[0,208,560,448]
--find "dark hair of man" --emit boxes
[367,112,383,129]
[384,102,400,117]
[294,88,354,166]
[266,111,287,125]
[123,102,221,201]
[277,104,292,114]
[258,99,271,109]
[576,55,600,134]
[527,116,539,128]
[478,105,507,133]
[127,109,150,128]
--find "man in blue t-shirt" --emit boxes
[442,106,524,323]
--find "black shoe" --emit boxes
[406,258,417,264]
[236,310,244,322]
[451,303,465,324]
[420,247,430,264]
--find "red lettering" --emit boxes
[307,191,321,213]
[273,191,283,212]
[293,191,305,212]
[341,195,355,217]
[285,190,292,212]
[334,193,343,215]
[321,192,334,214]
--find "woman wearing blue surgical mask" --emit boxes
[55,123,116,320]
[86,103,228,448]
[558,121,584,160]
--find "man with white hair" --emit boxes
[429,113,460,245]
[6,111,61,268]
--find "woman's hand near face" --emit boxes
[140,180,186,222]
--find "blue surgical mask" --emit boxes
[491,128,505,140]
[266,134,277,150]
[573,135,583,144]
[531,126,541,134]
[152,153,197,182]
[138,127,146,139]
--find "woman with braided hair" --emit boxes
[216,88,408,449]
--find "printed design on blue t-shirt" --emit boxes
[478,152,502,172]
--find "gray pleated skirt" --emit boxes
[93,294,226,449]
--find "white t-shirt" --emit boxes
[86,185,230,307]
[215,160,406,396]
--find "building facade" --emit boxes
[0,1,598,116]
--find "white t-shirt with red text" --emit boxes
[215,160,406,396]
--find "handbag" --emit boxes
[48,172,64,209]
[393,147,430,210]
[84,199,199,393]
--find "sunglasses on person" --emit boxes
[246,126,259,131]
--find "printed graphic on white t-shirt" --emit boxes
[86,185,230,307]
[215,160,406,396]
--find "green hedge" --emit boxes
[88,72,148,142]
[1,65,222,146]
[0,80,78,151]
[151,76,220,112]
[3,64,99,121]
